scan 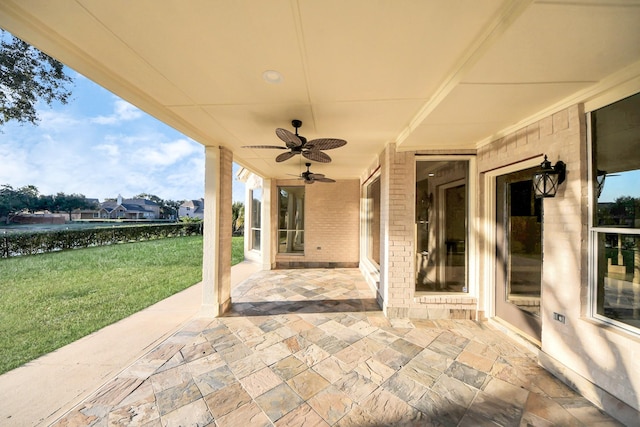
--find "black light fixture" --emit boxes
[532,155,566,198]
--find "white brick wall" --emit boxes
[479,104,640,417]
[273,179,360,266]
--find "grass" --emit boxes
[231,235,244,266]
[0,235,245,374]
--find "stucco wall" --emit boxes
[274,179,360,267]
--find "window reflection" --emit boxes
[596,233,640,328]
[415,160,468,293]
[278,187,304,253]
[592,92,640,329]
[250,188,261,251]
[365,177,380,265]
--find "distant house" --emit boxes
[179,199,204,220]
[71,198,101,220]
[98,195,160,220]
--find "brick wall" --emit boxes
[380,144,415,317]
[218,147,233,306]
[376,144,480,319]
[478,104,640,418]
[274,178,360,267]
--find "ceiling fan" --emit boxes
[242,119,346,163]
[297,163,336,184]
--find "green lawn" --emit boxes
[0,235,244,374]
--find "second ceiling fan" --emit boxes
[243,120,347,163]
[297,163,335,184]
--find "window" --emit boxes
[416,160,469,292]
[365,176,381,265]
[278,186,304,253]
[250,188,262,251]
[590,92,640,331]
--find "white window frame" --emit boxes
[363,173,381,268]
[250,188,262,252]
[415,155,478,297]
[277,186,305,254]
[587,102,640,336]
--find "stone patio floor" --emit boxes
[53,269,623,426]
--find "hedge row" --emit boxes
[1,223,203,258]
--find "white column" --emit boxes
[261,178,273,270]
[202,146,233,316]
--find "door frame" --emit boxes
[482,156,542,344]
[415,154,478,296]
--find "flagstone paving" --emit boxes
[52,269,622,426]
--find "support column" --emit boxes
[380,143,415,318]
[202,146,233,316]
[261,178,273,270]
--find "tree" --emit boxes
[0,30,73,126]
[163,199,182,221]
[232,201,244,234]
[600,196,640,227]
[0,184,41,223]
[52,192,97,221]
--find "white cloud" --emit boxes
[0,77,212,202]
[90,99,143,125]
[94,144,120,157]
[135,139,200,167]
[38,109,82,131]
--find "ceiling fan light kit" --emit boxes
[243,120,347,163]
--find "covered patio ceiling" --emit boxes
[1,1,639,180]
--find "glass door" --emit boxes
[496,168,542,342]
[416,160,468,292]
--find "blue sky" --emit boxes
[599,170,640,203]
[0,71,245,203]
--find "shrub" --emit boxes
[1,223,203,258]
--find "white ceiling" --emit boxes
[1,0,639,180]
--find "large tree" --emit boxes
[0,30,73,126]
[0,184,40,223]
[52,192,97,221]
[0,186,96,223]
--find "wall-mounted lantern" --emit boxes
[533,155,566,198]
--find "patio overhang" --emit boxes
[1,1,638,180]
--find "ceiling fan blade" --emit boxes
[308,173,325,179]
[306,138,347,150]
[276,128,303,148]
[315,177,336,183]
[303,150,331,163]
[275,151,297,162]
[242,145,288,150]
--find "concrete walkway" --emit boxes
[0,261,261,427]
